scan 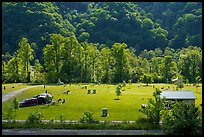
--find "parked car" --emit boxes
[33,93,53,104]
[19,98,38,107]
[56,81,64,85]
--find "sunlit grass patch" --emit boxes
[2,83,29,94]
[2,83,202,121]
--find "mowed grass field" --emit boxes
[2,83,202,121]
[2,83,28,94]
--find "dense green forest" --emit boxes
[2,2,202,84]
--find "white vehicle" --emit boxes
[56,81,64,85]
[33,93,53,104]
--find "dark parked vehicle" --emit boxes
[19,98,38,107]
[33,93,53,104]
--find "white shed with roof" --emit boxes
[160,90,196,104]
[171,77,183,84]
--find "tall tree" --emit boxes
[5,52,21,83]
[111,43,129,83]
[141,58,150,74]
[87,43,100,83]
[81,42,90,82]
[150,56,163,82]
[141,74,153,86]
[161,55,177,83]
[43,34,64,83]
[32,59,44,83]
[60,36,82,83]
[100,47,112,83]
[187,46,202,83]
[2,60,6,82]
[178,54,191,82]
[17,37,34,82]
[178,46,202,83]
[125,47,138,83]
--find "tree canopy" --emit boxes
[2,2,202,84]
[3,2,202,58]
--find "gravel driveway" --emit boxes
[2,85,42,102]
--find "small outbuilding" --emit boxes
[160,90,196,104]
[171,77,183,85]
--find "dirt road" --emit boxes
[2,85,42,102]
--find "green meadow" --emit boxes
[2,83,202,121]
[2,83,28,94]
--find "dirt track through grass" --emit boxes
[2,85,42,102]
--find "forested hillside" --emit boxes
[2,2,202,56]
[2,2,202,84]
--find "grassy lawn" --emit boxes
[2,83,202,121]
[2,83,29,94]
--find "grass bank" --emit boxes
[2,120,161,130]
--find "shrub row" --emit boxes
[2,120,160,130]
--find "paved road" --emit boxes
[2,129,164,135]
[2,85,42,102]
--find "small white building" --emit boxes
[171,77,183,85]
[160,90,196,104]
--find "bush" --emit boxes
[139,88,165,125]
[59,114,65,123]
[50,118,55,123]
[115,83,122,100]
[13,97,19,110]
[162,101,202,135]
[122,80,126,87]
[26,110,44,125]
[2,119,161,130]
[2,104,16,122]
[176,82,184,89]
[80,111,99,124]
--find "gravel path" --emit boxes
[2,129,164,135]
[2,85,42,102]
